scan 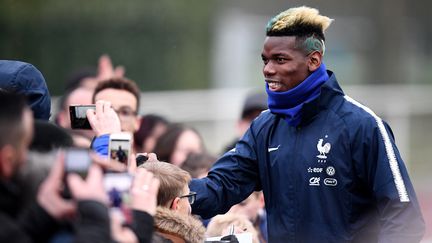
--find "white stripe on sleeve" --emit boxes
[344,95,409,202]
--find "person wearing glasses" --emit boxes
[92,77,141,135]
[139,161,205,243]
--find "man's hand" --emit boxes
[37,154,76,220]
[130,168,159,215]
[96,54,125,81]
[67,164,109,205]
[87,100,121,136]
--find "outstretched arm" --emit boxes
[190,127,261,219]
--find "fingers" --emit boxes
[67,173,85,196]
[98,55,114,81]
[67,164,108,204]
[131,167,146,189]
[91,153,127,172]
[146,153,159,162]
[130,168,159,215]
[103,101,112,116]
[113,66,125,78]
[86,109,97,130]
[132,168,159,197]
[86,165,104,188]
[96,100,105,118]
[97,55,125,80]
[128,153,137,173]
[49,152,65,184]
[148,175,160,198]
[90,100,121,136]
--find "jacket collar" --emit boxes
[154,206,206,243]
[298,70,345,126]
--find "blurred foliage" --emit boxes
[0,0,216,94]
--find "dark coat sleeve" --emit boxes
[354,120,425,242]
[17,203,60,242]
[74,200,111,243]
[129,210,155,243]
[190,125,260,219]
[0,213,32,243]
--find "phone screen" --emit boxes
[104,173,132,208]
[69,105,95,129]
[109,138,131,165]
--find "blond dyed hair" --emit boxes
[266,6,334,55]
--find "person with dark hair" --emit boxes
[0,60,51,120]
[56,55,126,147]
[18,120,74,208]
[190,6,425,242]
[134,114,169,153]
[181,152,216,179]
[0,91,103,242]
[93,77,141,134]
[153,123,205,167]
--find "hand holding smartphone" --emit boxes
[62,148,93,199]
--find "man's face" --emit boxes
[2,109,34,179]
[94,88,139,133]
[261,36,311,92]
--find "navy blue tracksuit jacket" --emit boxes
[190,71,425,242]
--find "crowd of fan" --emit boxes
[0,57,268,243]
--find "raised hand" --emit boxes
[37,154,76,219]
[86,100,121,136]
[130,168,159,215]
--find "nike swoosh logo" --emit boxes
[268,145,280,152]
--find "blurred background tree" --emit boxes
[1,0,432,95]
[0,0,216,93]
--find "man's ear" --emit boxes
[307,51,322,72]
[0,145,16,179]
[170,197,180,211]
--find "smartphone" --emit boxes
[62,148,93,198]
[64,148,92,178]
[104,172,133,208]
[69,104,96,129]
[109,132,132,165]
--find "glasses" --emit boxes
[113,106,137,118]
[179,191,197,205]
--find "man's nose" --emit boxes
[263,62,276,76]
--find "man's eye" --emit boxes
[262,58,269,65]
[276,58,286,63]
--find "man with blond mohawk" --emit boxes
[190,6,425,242]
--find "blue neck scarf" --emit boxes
[266,64,329,126]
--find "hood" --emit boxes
[0,60,51,120]
[154,206,206,243]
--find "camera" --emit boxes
[69,105,96,129]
